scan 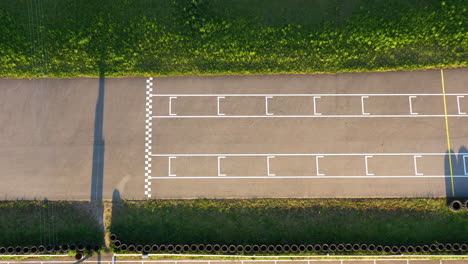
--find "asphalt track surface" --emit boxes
[0,68,467,200]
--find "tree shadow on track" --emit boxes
[445,146,468,200]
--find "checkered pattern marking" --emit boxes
[144,77,153,198]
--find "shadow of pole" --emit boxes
[91,71,105,202]
[445,146,468,200]
[110,188,121,245]
[90,60,106,238]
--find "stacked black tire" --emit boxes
[0,244,100,255]
[109,235,468,254]
[449,199,468,212]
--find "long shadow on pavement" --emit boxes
[89,69,106,258]
[445,146,468,199]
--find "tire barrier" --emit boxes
[445,244,453,251]
[136,245,144,252]
[143,245,151,253]
[383,246,391,253]
[151,245,159,252]
[220,244,229,253]
[2,242,468,256]
[213,244,221,252]
[335,244,344,252]
[414,246,422,253]
[229,245,237,253]
[110,234,117,241]
[461,244,468,251]
[38,245,46,253]
[422,245,430,252]
[236,245,244,252]
[77,244,85,251]
[75,252,84,260]
[252,245,259,252]
[449,200,463,212]
[314,244,322,252]
[14,246,22,254]
[174,245,183,253]
[352,244,360,251]
[398,246,407,253]
[464,200,468,210]
[182,244,189,252]
[114,240,122,248]
[437,243,446,251]
[166,244,174,252]
[244,245,252,253]
[198,244,205,252]
[204,244,213,252]
[127,245,136,252]
[267,245,275,253]
[158,244,166,252]
[298,244,306,252]
[290,244,299,252]
[343,243,351,251]
[274,245,283,253]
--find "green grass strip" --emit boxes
[0,201,103,247]
[0,0,466,78]
[110,199,468,246]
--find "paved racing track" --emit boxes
[0,68,467,200]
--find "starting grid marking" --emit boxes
[151,93,468,118]
[149,153,468,179]
[144,70,466,198]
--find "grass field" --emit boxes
[110,199,468,246]
[0,0,466,77]
[0,201,103,247]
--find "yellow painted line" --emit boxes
[441,69,455,196]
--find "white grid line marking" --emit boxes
[152,114,468,118]
[151,93,468,97]
[409,96,418,115]
[414,155,423,176]
[150,175,468,179]
[365,155,374,176]
[313,96,321,115]
[151,153,467,157]
[361,96,370,115]
[457,96,466,114]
